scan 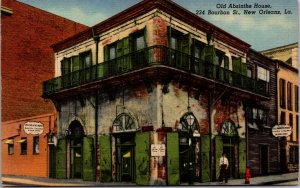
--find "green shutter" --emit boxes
[167,132,180,185]
[72,56,80,83]
[61,58,70,75]
[241,63,247,76]
[83,137,94,181]
[239,138,246,178]
[232,57,241,73]
[135,132,150,185]
[181,34,190,70]
[99,135,112,182]
[56,139,67,179]
[123,37,131,71]
[215,136,223,181]
[201,135,210,182]
[104,45,109,62]
[205,45,215,63]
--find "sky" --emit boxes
[18,0,299,51]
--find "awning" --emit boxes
[123,151,131,158]
[17,139,27,143]
[4,139,13,144]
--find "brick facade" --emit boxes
[1,0,89,122]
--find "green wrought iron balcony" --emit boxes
[43,45,269,97]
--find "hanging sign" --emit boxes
[24,122,44,135]
[272,125,292,137]
[151,144,165,157]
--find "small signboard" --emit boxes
[24,122,44,135]
[272,125,292,137]
[151,144,166,157]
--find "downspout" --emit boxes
[93,31,100,181]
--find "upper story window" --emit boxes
[7,139,14,155]
[287,82,293,111]
[295,85,299,112]
[61,50,92,75]
[279,79,286,109]
[104,28,146,61]
[232,56,247,76]
[248,107,268,129]
[257,66,270,82]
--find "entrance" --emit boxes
[71,138,82,178]
[115,134,135,182]
[260,145,269,175]
[178,112,200,183]
[68,120,84,179]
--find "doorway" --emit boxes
[68,120,84,179]
[115,134,135,182]
[260,145,269,175]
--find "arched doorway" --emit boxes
[220,120,239,179]
[112,113,137,182]
[177,112,200,183]
[68,120,84,179]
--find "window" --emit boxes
[8,140,14,155]
[279,79,286,109]
[280,111,286,124]
[257,66,270,82]
[80,51,92,69]
[295,85,298,112]
[296,115,299,141]
[109,45,116,60]
[248,107,267,128]
[61,56,80,75]
[289,146,299,163]
[20,137,27,155]
[287,82,293,111]
[33,136,39,154]
[289,114,293,140]
[247,68,252,78]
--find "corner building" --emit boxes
[43,0,278,184]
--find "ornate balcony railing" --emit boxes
[43,45,269,97]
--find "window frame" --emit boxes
[20,137,27,155]
[33,136,40,154]
[287,82,293,111]
[279,79,286,109]
[8,139,14,155]
[257,65,270,82]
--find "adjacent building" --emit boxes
[1,0,88,178]
[261,43,299,172]
[42,0,279,184]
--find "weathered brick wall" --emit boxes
[1,0,89,122]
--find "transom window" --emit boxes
[112,113,136,132]
[178,112,199,132]
[221,120,238,136]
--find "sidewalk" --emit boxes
[1,172,299,186]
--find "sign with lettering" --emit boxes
[24,122,44,135]
[272,125,292,137]
[151,144,166,157]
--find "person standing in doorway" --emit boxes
[219,152,229,184]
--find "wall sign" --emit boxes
[151,144,165,157]
[272,125,292,137]
[24,122,44,135]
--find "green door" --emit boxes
[135,132,150,185]
[56,139,67,179]
[215,136,223,181]
[167,132,180,185]
[83,137,94,181]
[239,138,246,178]
[99,135,112,182]
[201,135,210,182]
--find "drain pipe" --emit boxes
[93,30,100,181]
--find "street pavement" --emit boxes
[1,172,299,186]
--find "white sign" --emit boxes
[24,122,44,135]
[272,125,292,137]
[151,144,165,157]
